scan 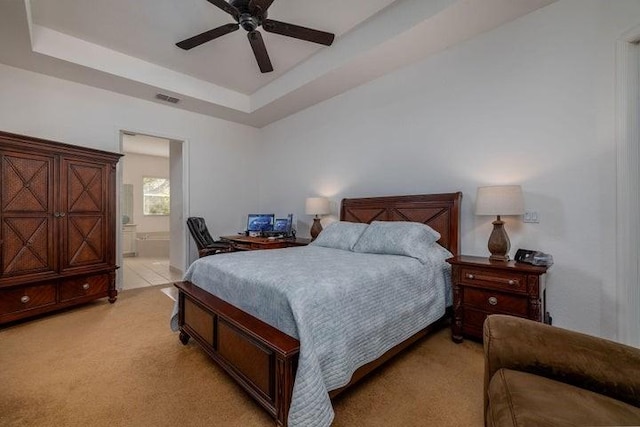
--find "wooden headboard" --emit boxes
[340,192,462,255]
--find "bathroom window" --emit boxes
[143,177,170,215]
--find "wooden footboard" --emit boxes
[175,280,299,426]
[176,280,451,426]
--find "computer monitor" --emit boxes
[273,214,293,234]
[247,214,275,232]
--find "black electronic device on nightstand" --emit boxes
[515,249,554,266]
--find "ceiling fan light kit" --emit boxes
[177,0,335,73]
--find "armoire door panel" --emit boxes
[1,150,56,279]
[1,216,55,277]
[63,215,105,269]
[64,161,104,213]
[1,152,53,213]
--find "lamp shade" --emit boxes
[305,197,330,216]
[476,185,524,216]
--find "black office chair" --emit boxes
[187,217,233,258]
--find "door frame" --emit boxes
[615,26,640,346]
[116,130,190,290]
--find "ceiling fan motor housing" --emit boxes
[229,0,265,31]
[239,14,259,31]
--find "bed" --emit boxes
[172,192,461,426]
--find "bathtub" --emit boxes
[136,232,170,258]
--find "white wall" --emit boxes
[0,62,260,277]
[122,152,170,233]
[259,0,640,339]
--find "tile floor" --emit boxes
[122,256,183,290]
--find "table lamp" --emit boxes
[305,197,330,240]
[475,185,524,261]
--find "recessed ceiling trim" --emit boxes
[251,0,457,111]
[30,24,250,112]
[248,0,558,126]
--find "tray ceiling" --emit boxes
[0,0,556,127]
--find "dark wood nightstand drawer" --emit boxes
[460,267,526,293]
[59,274,109,302]
[0,282,57,316]
[464,288,528,317]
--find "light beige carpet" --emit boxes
[0,285,484,426]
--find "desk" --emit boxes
[220,235,311,251]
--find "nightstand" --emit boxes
[446,255,550,343]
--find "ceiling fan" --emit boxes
[177,0,335,73]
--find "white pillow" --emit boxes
[309,221,369,251]
[352,221,441,262]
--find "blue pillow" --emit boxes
[352,221,441,262]
[310,221,369,251]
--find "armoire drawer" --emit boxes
[59,273,110,302]
[0,282,57,316]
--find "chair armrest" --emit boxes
[484,314,640,411]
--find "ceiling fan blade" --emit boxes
[248,0,276,16]
[262,19,334,46]
[206,0,240,20]
[176,23,239,50]
[247,31,273,73]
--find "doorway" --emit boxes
[119,132,186,289]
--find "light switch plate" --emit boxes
[523,211,539,223]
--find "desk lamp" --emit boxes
[305,197,330,241]
[475,185,524,261]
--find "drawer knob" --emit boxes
[466,274,475,279]
[82,283,90,290]
[488,296,498,306]
[20,295,30,304]
[508,280,516,285]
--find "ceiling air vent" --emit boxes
[155,93,180,104]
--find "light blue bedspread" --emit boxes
[170,245,451,426]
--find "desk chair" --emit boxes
[187,217,233,258]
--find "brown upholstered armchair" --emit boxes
[186,217,233,258]
[484,314,640,427]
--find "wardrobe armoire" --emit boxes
[0,131,121,324]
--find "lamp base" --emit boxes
[487,216,510,262]
[310,217,323,241]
